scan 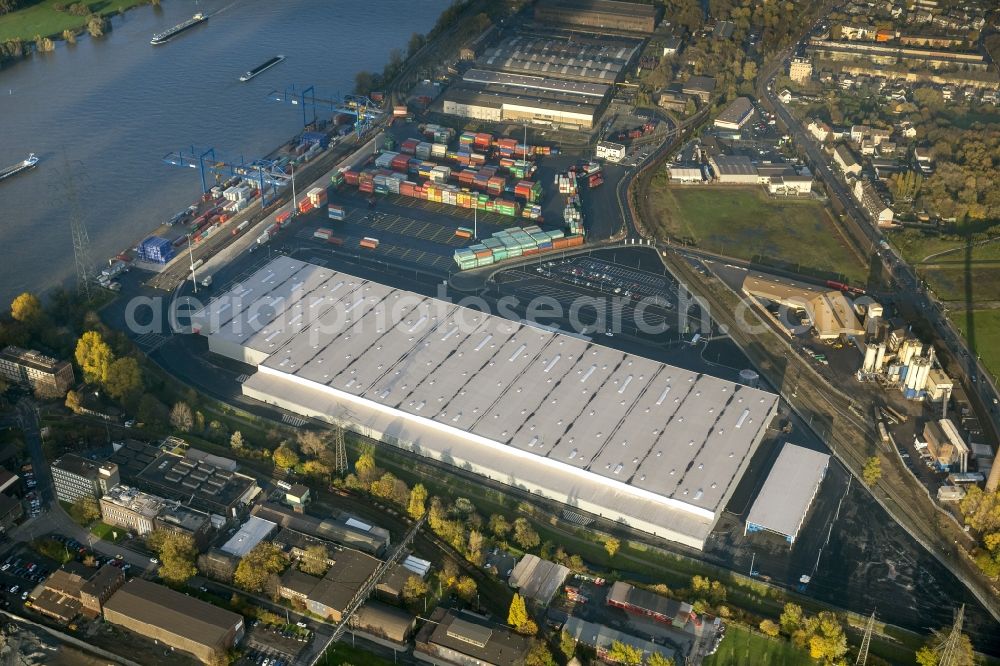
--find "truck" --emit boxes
[200,274,213,288]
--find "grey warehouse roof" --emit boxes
[745,443,829,539]
[196,257,778,547]
[463,69,610,98]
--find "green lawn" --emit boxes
[321,643,394,666]
[0,0,151,43]
[917,267,1000,303]
[703,626,816,666]
[648,180,867,284]
[889,229,1000,267]
[90,521,126,543]
[951,310,1000,382]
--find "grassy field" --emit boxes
[321,643,394,665]
[647,180,867,284]
[0,0,150,43]
[951,309,1000,381]
[90,521,126,543]
[889,229,1000,267]
[703,626,816,666]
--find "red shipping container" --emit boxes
[328,236,344,245]
[276,211,292,224]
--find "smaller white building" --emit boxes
[668,166,703,183]
[595,141,626,163]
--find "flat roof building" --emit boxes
[714,97,755,131]
[442,85,600,130]
[135,450,257,519]
[253,502,389,556]
[220,515,278,557]
[681,76,716,103]
[103,579,245,664]
[194,257,779,551]
[463,69,610,98]
[51,454,119,504]
[0,346,75,396]
[99,484,164,536]
[708,155,757,184]
[415,608,531,666]
[745,443,830,543]
[533,0,660,34]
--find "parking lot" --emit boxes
[238,622,313,666]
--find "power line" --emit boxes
[855,610,875,665]
[937,604,965,666]
[332,425,347,476]
[63,156,94,299]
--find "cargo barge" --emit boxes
[150,13,207,45]
[239,55,285,82]
[0,153,39,182]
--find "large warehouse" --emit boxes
[745,443,830,544]
[192,257,779,550]
[534,0,661,34]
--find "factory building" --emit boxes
[741,275,864,339]
[713,97,755,131]
[745,443,830,544]
[103,579,245,664]
[563,617,676,664]
[415,608,531,666]
[708,155,759,184]
[595,141,626,163]
[476,35,639,85]
[0,346,75,397]
[192,257,779,551]
[533,0,661,34]
[669,166,704,183]
[920,420,970,471]
[442,87,600,130]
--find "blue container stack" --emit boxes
[137,236,176,264]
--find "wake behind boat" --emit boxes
[240,55,285,82]
[151,13,208,45]
[0,154,38,183]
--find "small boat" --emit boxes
[0,154,39,182]
[150,13,208,45]
[240,55,285,82]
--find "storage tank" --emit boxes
[738,369,759,388]
[874,343,887,372]
[863,345,877,373]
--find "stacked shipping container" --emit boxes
[453,226,583,270]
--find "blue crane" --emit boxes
[162,146,291,206]
[267,85,381,136]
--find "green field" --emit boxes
[0,0,150,43]
[703,626,816,666]
[321,644,394,666]
[648,181,867,284]
[90,521,126,543]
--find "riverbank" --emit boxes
[0,0,152,46]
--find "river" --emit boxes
[0,0,450,305]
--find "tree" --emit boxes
[604,536,621,559]
[75,331,114,384]
[647,652,675,666]
[759,619,780,637]
[402,575,429,602]
[453,575,477,602]
[148,531,198,585]
[105,356,142,401]
[297,431,326,457]
[408,483,428,519]
[508,593,529,628]
[272,443,299,469]
[69,496,100,525]
[741,60,757,82]
[234,542,286,592]
[355,70,375,95]
[525,640,557,666]
[780,602,804,635]
[807,612,848,665]
[137,394,169,426]
[299,544,329,576]
[407,32,426,57]
[355,444,376,481]
[606,640,644,666]
[230,430,245,451]
[169,401,193,432]
[915,624,976,666]
[559,630,577,660]
[65,390,82,414]
[302,459,331,480]
[10,292,41,325]
[513,517,540,550]
[862,456,882,486]
[489,514,511,538]
[467,530,485,565]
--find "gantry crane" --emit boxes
[162,146,291,207]
[267,85,381,136]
